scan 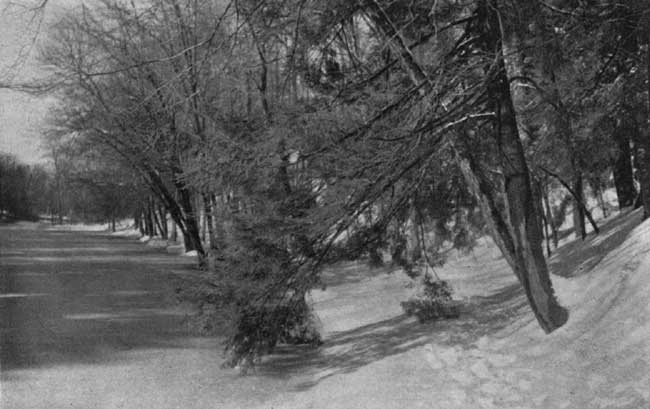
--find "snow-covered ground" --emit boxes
[259,208,649,409]
[3,207,648,408]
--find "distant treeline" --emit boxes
[0,153,48,221]
[0,151,138,224]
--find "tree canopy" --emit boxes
[33,0,650,366]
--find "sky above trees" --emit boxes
[0,0,79,164]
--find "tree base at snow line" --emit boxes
[223,300,323,371]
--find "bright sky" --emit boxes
[0,0,78,164]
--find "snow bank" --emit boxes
[45,223,109,232]
[262,211,650,409]
[111,227,140,237]
[146,237,169,248]
[183,250,198,257]
[439,214,650,409]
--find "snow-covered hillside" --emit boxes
[260,209,650,409]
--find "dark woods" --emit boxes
[26,0,650,366]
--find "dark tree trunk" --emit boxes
[532,180,546,245]
[203,193,217,250]
[158,205,168,239]
[542,185,559,248]
[536,181,552,257]
[590,177,609,219]
[134,210,143,235]
[171,220,178,242]
[633,123,650,220]
[457,144,567,334]
[612,128,637,209]
[572,172,587,240]
[199,195,206,243]
[144,207,153,237]
[151,197,164,238]
[368,0,567,332]
[246,73,253,117]
[176,184,205,257]
[479,0,567,332]
[640,30,650,220]
[539,166,599,237]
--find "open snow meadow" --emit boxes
[2,208,649,409]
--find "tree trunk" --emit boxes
[612,128,637,209]
[542,184,559,248]
[640,30,650,220]
[536,181,552,257]
[532,180,546,244]
[201,198,207,243]
[144,208,152,237]
[171,220,178,242]
[539,166,599,236]
[572,172,587,240]
[176,184,205,257]
[633,122,650,220]
[457,145,567,333]
[134,210,142,235]
[482,0,567,332]
[203,193,217,250]
[591,177,609,219]
[151,198,164,238]
[158,205,168,239]
[368,0,567,332]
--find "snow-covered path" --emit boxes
[0,223,301,409]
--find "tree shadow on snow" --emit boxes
[259,282,530,389]
[549,208,643,278]
[258,211,646,387]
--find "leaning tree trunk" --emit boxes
[457,141,567,333]
[175,184,205,258]
[158,205,168,239]
[367,0,567,332]
[482,0,567,332]
[493,89,567,331]
[151,197,165,238]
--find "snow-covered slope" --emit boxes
[261,209,650,409]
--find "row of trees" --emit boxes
[42,131,146,228]
[36,0,650,365]
[0,143,142,227]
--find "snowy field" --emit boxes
[2,209,649,408]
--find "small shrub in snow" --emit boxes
[401,275,460,322]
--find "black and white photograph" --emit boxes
[1,1,650,408]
